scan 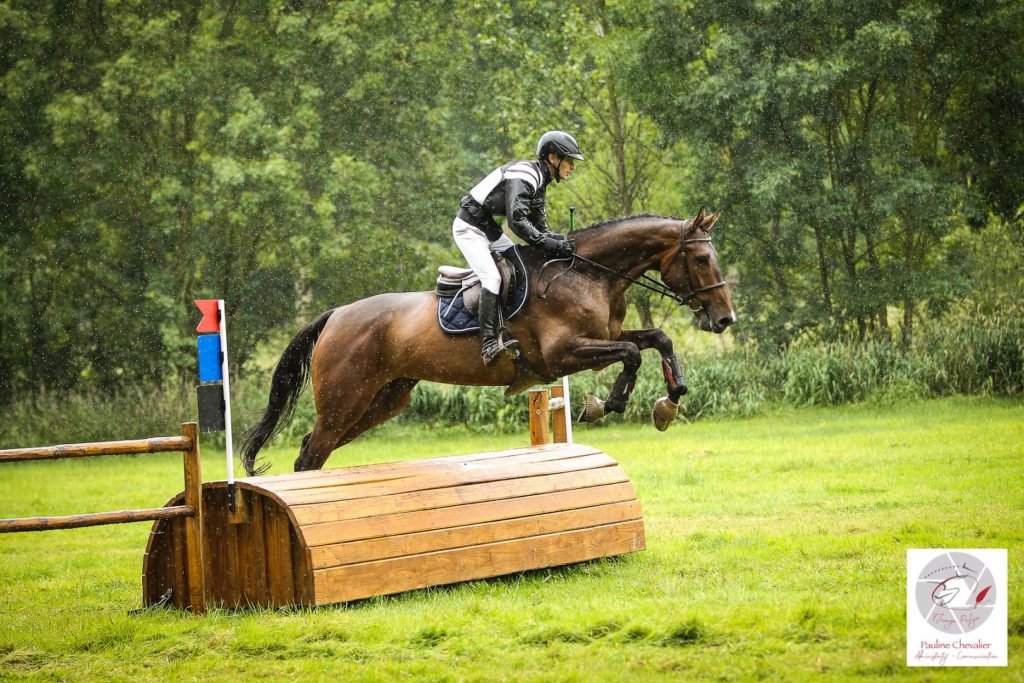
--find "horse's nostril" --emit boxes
[718,316,734,328]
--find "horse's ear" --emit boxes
[686,207,706,236]
[702,210,721,233]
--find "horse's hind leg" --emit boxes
[332,378,419,450]
[294,377,384,471]
[295,418,349,471]
[294,378,419,471]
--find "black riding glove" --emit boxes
[545,231,566,241]
[537,236,575,258]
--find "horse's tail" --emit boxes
[240,308,335,476]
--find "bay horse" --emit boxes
[240,208,736,475]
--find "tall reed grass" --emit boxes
[1,309,1019,446]
[404,307,1023,427]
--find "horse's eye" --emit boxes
[695,256,710,267]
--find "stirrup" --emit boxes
[498,329,520,359]
[481,336,519,366]
[481,338,503,366]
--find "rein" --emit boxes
[537,229,727,310]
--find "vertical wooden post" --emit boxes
[180,422,206,612]
[528,388,550,446]
[550,384,568,444]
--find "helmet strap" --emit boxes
[548,154,565,184]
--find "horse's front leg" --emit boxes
[558,337,642,423]
[617,329,688,400]
[617,329,687,431]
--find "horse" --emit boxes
[240,208,736,475]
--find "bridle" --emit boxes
[675,233,728,311]
[538,221,728,311]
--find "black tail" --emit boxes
[240,309,335,476]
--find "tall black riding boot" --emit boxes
[478,289,518,366]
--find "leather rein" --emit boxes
[538,224,727,311]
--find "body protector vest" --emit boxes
[457,160,553,244]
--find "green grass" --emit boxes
[1,396,1022,681]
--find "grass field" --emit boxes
[1,396,1021,681]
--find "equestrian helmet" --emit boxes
[536,131,584,161]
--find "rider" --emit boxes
[453,130,583,365]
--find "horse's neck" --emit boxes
[576,219,680,282]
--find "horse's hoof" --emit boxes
[652,396,678,431]
[578,395,606,423]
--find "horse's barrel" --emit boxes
[142,442,645,608]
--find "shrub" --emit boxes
[2,309,1019,445]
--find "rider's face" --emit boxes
[547,154,576,181]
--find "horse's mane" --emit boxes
[571,213,688,236]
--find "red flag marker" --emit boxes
[195,299,221,333]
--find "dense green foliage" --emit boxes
[1,0,1021,405]
[1,399,1021,680]
[632,0,1024,347]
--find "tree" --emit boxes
[630,0,1019,347]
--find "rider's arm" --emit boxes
[504,178,547,244]
[529,191,550,233]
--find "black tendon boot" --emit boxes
[478,289,518,366]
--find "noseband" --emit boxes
[537,222,727,311]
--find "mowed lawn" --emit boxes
[1,396,1021,681]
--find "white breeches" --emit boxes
[452,216,514,294]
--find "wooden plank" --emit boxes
[310,500,642,569]
[291,525,315,607]
[141,535,160,605]
[277,453,617,506]
[169,517,187,609]
[0,436,192,462]
[202,493,231,608]
[224,503,242,607]
[141,491,186,606]
[291,466,630,529]
[250,444,601,493]
[299,481,638,547]
[264,502,296,608]
[233,490,259,607]
[245,492,270,606]
[312,520,646,605]
[0,505,193,533]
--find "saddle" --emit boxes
[434,247,528,335]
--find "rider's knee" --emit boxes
[479,272,501,295]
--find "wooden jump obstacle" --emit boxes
[143,386,646,609]
[0,423,207,612]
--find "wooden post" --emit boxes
[528,388,550,446]
[550,384,568,444]
[180,422,206,612]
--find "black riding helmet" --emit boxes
[536,130,584,161]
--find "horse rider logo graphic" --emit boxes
[914,551,995,634]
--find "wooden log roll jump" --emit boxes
[143,386,646,609]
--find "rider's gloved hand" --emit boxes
[537,236,575,258]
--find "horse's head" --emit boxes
[662,208,737,334]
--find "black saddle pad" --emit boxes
[436,247,528,335]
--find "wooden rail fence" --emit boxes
[0,423,207,612]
